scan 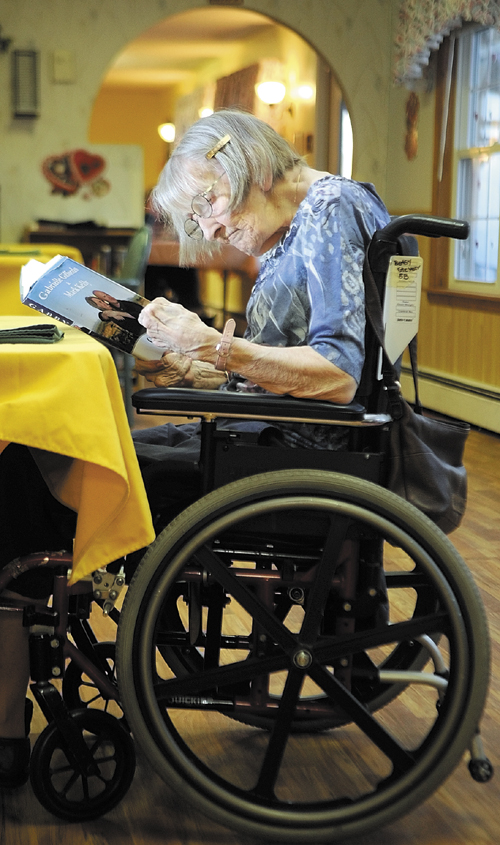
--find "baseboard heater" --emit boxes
[400,366,500,435]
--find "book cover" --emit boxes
[20,255,163,360]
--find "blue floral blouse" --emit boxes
[229,175,391,450]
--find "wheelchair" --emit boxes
[113,214,493,842]
[0,214,492,839]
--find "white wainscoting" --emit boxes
[400,368,500,435]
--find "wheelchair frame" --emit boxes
[0,214,493,838]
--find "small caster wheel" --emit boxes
[30,708,135,821]
[468,757,494,783]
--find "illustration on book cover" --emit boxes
[20,255,163,360]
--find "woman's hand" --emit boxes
[135,351,227,390]
[138,298,220,361]
[134,351,192,387]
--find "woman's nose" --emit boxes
[198,216,225,241]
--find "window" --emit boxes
[339,102,353,179]
[451,27,500,294]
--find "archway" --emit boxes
[89,7,352,198]
[88,7,352,327]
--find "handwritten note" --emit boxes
[382,255,423,364]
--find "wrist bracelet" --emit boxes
[215,318,236,371]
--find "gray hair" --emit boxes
[150,109,304,264]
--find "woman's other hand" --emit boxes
[134,351,192,387]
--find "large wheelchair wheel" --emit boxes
[116,470,489,842]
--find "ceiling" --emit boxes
[103,8,279,88]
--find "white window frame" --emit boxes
[450,26,500,296]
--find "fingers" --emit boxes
[139,298,184,328]
[134,358,167,374]
[135,350,192,387]
[137,298,218,361]
[138,299,198,354]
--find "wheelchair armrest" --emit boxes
[132,387,390,427]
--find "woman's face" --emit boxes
[188,170,288,256]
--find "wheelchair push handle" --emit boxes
[376,214,469,242]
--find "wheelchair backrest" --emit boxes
[356,214,469,415]
[356,228,418,415]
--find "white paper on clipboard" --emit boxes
[382,255,423,365]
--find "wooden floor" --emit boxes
[2,426,500,845]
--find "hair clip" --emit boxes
[206,134,231,159]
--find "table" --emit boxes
[0,316,155,584]
[0,244,84,317]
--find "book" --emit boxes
[20,254,163,360]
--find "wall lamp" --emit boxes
[295,84,314,101]
[158,122,176,143]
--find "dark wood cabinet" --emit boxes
[28,226,137,270]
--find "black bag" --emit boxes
[387,384,469,534]
[363,254,470,534]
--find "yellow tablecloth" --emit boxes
[0,244,84,317]
[0,316,155,583]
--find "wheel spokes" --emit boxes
[154,651,290,702]
[313,611,449,666]
[253,669,305,799]
[309,664,416,774]
[300,516,350,643]
[194,544,299,650]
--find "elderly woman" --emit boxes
[0,110,390,788]
[132,109,390,463]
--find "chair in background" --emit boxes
[110,224,152,424]
[116,225,153,296]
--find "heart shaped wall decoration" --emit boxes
[42,149,108,196]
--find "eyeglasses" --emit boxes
[184,174,225,240]
[184,134,231,240]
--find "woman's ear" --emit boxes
[262,166,273,193]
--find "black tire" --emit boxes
[62,641,126,724]
[30,709,135,821]
[116,470,489,842]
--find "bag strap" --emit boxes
[408,336,423,414]
[363,251,421,420]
